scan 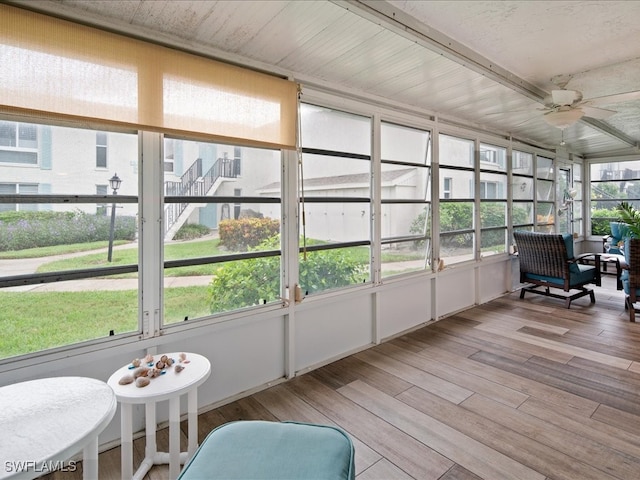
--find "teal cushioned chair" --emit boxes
[620,237,640,322]
[177,420,356,480]
[604,221,631,254]
[514,230,601,308]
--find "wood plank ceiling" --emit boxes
[9,0,640,158]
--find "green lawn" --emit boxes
[1,238,427,358]
[0,286,210,358]
[0,240,129,260]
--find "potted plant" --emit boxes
[616,201,640,238]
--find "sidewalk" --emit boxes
[0,242,217,292]
[1,240,426,292]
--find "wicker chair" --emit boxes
[621,237,640,322]
[514,230,601,308]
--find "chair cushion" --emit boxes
[562,233,574,259]
[610,222,631,240]
[569,263,598,286]
[609,222,631,254]
[525,263,596,287]
[621,266,640,296]
[177,420,355,480]
[562,233,582,276]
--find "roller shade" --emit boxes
[0,4,297,149]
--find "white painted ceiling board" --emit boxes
[7,0,640,157]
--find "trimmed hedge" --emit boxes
[0,210,136,252]
[218,217,280,251]
[174,223,211,240]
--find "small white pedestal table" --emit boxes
[0,376,116,480]
[107,352,211,480]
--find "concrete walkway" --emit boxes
[0,242,216,292]
[1,241,425,292]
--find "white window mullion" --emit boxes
[139,130,164,339]
[283,148,299,379]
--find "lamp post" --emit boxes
[107,173,122,262]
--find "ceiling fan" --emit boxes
[541,88,640,129]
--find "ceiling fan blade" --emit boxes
[584,90,640,107]
[580,105,616,119]
[551,89,581,106]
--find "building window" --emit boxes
[233,146,242,176]
[96,132,107,168]
[0,121,38,165]
[443,177,452,199]
[164,138,175,173]
[233,188,242,220]
[96,184,108,215]
[480,181,498,199]
[0,183,38,212]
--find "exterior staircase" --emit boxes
[163,156,239,240]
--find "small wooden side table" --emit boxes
[107,352,211,480]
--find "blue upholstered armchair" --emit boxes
[514,230,601,308]
[603,221,631,254]
[620,237,640,322]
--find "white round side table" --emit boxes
[0,376,116,480]
[107,352,211,480]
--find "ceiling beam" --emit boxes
[334,0,549,102]
[580,117,639,148]
[337,0,638,150]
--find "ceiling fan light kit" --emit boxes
[543,107,585,129]
[539,87,640,130]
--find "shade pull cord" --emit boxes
[297,86,307,261]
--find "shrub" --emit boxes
[299,248,366,294]
[591,207,618,236]
[0,210,136,252]
[218,217,279,251]
[208,235,366,313]
[174,223,211,240]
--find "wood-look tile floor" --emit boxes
[44,276,640,479]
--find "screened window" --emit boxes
[536,155,555,232]
[162,137,282,323]
[0,121,139,359]
[380,121,431,277]
[590,160,640,236]
[298,104,371,294]
[480,143,507,256]
[512,150,534,231]
[439,134,475,264]
[557,167,572,235]
[573,163,583,236]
